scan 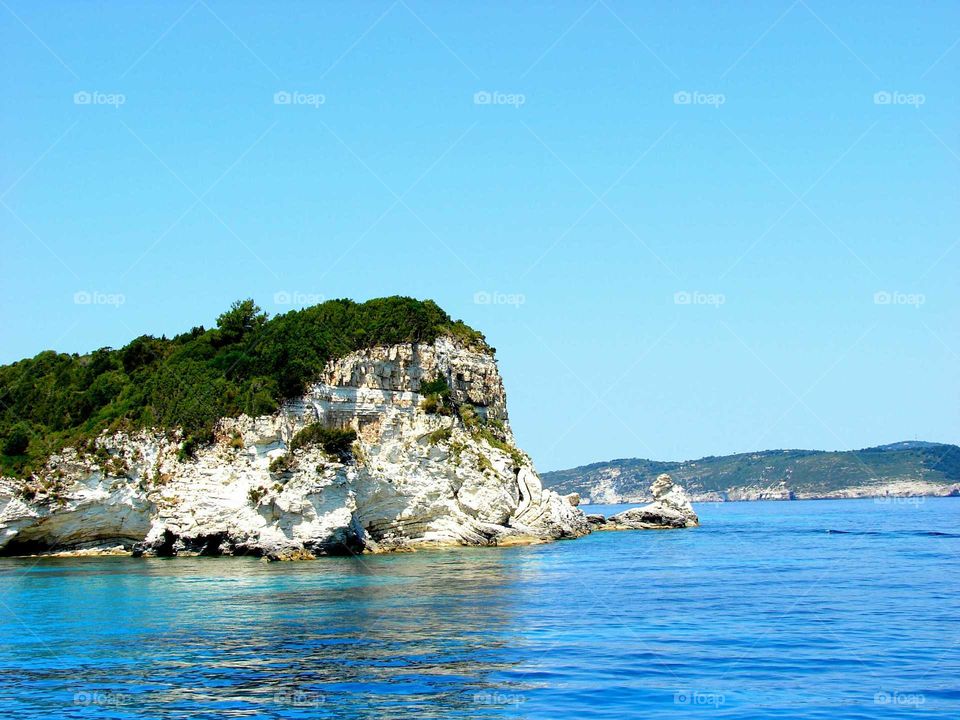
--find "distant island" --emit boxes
[541,442,960,503]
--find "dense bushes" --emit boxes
[420,375,453,416]
[3,423,30,456]
[419,375,451,397]
[289,424,357,458]
[0,296,487,477]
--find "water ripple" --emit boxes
[0,497,957,718]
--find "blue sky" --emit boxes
[1,1,957,470]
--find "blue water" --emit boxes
[0,498,957,719]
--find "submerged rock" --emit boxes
[605,474,699,530]
[0,337,590,559]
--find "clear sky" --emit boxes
[1,1,957,470]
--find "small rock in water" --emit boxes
[607,474,699,529]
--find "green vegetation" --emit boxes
[454,403,523,467]
[420,375,454,416]
[433,399,523,469]
[3,422,30,457]
[420,375,451,397]
[541,442,960,497]
[351,441,368,466]
[475,453,495,473]
[457,404,479,430]
[0,296,487,477]
[479,430,524,469]
[103,456,130,477]
[421,394,452,415]
[177,430,214,462]
[289,424,357,458]
[269,454,295,474]
[424,427,452,445]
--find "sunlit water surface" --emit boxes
[0,498,957,719]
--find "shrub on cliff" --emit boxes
[0,296,487,477]
[420,375,454,416]
[268,454,295,474]
[419,375,451,398]
[421,393,454,416]
[289,424,357,458]
[455,404,524,468]
[425,427,452,445]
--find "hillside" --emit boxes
[0,297,487,477]
[541,444,960,502]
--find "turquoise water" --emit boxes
[1,498,957,719]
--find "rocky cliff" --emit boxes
[0,337,590,559]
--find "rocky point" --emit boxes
[0,337,596,559]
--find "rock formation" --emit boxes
[0,337,591,558]
[723,482,795,502]
[602,474,699,529]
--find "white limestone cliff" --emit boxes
[0,337,590,559]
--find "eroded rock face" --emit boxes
[606,474,699,530]
[724,483,795,502]
[0,337,591,558]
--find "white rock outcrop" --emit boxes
[0,337,591,558]
[724,482,795,502]
[606,473,699,529]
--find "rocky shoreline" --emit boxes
[0,338,698,561]
[3,474,699,560]
[581,481,960,506]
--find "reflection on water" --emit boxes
[1,498,959,719]
[1,550,543,719]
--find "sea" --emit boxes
[0,497,957,719]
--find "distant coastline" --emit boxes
[585,489,960,506]
[543,442,960,505]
